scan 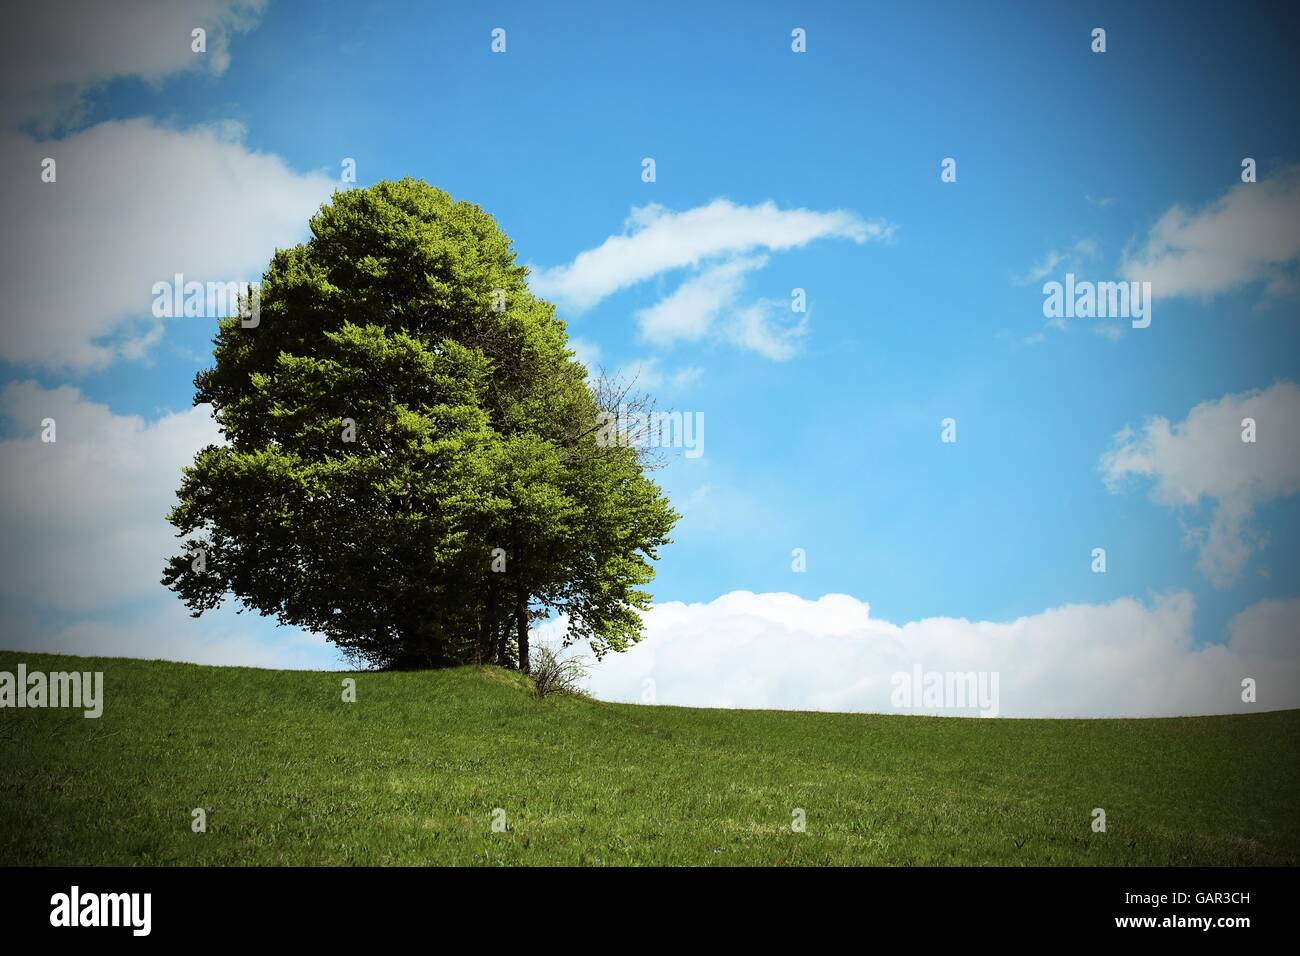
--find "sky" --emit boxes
[1,0,1298,717]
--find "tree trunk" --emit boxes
[483,588,499,664]
[515,587,530,675]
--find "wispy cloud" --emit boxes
[1015,238,1099,286]
[727,297,809,361]
[621,357,704,390]
[530,199,891,313]
[635,254,767,346]
[532,199,888,361]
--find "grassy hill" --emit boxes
[1,651,1297,866]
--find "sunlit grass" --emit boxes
[2,651,1295,865]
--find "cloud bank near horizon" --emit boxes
[555,589,1296,719]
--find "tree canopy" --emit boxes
[163,179,678,672]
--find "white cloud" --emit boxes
[0,3,326,371]
[529,199,890,313]
[2,0,267,127]
[0,118,336,369]
[635,255,766,345]
[531,199,889,361]
[0,381,219,610]
[4,376,1292,704]
[547,590,1300,718]
[1100,381,1300,586]
[727,297,809,361]
[1123,165,1300,299]
[0,381,342,669]
[634,257,809,359]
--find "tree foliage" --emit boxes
[164,179,678,671]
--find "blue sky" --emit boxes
[2,1,1298,716]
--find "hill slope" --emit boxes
[1,651,1296,865]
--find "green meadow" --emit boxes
[1,651,1296,866]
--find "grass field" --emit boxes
[1,650,1297,866]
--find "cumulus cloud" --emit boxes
[1122,165,1300,300]
[529,199,890,314]
[0,381,341,668]
[1,0,267,127]
[547,590,1300,718]
[0,2,331,370]
[1100,381,1300,586]
[0,381,218,610]
[0,119,336,369]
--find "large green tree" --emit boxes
[163,179,678,672]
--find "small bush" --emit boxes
[531,645,588,699]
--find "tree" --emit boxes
[163,179,678,672]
